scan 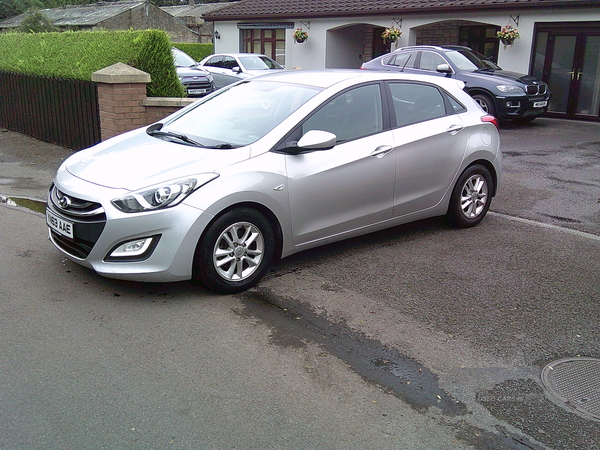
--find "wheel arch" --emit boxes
[191,201,284,280]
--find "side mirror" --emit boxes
[231,66,243,74]
[297,130,337,151]
[436,63,452,74]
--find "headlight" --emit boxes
[496,85,525,94]
[111,174,218,213]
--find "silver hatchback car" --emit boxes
[47,70,501,294]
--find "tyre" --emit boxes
[448,165,493,228]
[472,94,496,116]
[194,208,275,294]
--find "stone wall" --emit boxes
[92,63,194,141]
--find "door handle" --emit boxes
[568,69,583,80]
[370,145,393,158]
[446,124,465,135]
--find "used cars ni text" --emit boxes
[46,70,501,294]
[362,45,550,123]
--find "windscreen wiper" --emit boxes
[146,123,205,147]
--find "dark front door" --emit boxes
[533,23,600,120]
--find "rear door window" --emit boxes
[388,82,447,127]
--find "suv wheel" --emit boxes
[472,94,496,116]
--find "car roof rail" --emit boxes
[396,45,443,51]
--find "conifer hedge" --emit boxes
[0,29,192,97]
[172,43,213,62]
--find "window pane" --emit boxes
[303,84,383,142]
[419,52,446,71]
[389,83,446,127]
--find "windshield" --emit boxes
[173,50,197,68]
[238,55,283,70]
[444,49,502,71]
[162,80,320,148]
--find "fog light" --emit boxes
[506,101,521,108]
[105,235,160,262]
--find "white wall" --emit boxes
[214,8,600,74]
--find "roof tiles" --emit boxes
[206,0,597,19]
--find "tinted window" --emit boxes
[205,56,224,67]
[386,52,417,69]
[447,95,467,114]
[222,56,238,69]
[418,52,447,71]
[303,84,383,143]
[389,83,446,127]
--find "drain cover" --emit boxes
[541,357,600,421]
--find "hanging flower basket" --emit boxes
[293,28,308,43]
[497,25,519,48]
[382,27,402,43]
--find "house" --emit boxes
[0,0,199,43]
[161,1,239,44]
[206,0,600,121]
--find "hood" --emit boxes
[244,68,285,77]
[176,66,211,80]
[462,69,541,85]
[64,129,250,191]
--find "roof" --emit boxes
[162,1,240,19]
[0,1,146,28]
[205,0,599,20]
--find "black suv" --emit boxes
[361,45,550,123]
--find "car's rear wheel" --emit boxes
[194,208,275,294]
[448,165,493,228]
[472,93,496,116]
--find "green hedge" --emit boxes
[172,43,213,62]
[0,29,184,97]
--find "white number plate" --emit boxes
[47,209,74,239]
[533,101,548,108]
[188,88,207,95]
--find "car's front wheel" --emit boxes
[448,165,493,228]
[472,93,496,116]
[194,208,275,294]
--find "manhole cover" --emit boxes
[541,357,600,421]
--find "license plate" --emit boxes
[533,101,548,108]
[188,88,207,95]
[47,208,74,239]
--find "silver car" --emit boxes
[46,70,501,294]
[198,53,284,89]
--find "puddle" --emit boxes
[0,195,46,214]
[240,288,467,416]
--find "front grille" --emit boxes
[526,84,548,96]
[183,80,213,90]
[48,184,106,258]
[49,184,105,219]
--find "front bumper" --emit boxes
[47,182,213,282]
[495,93,551,119]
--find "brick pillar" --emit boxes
[91,63,151,141]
